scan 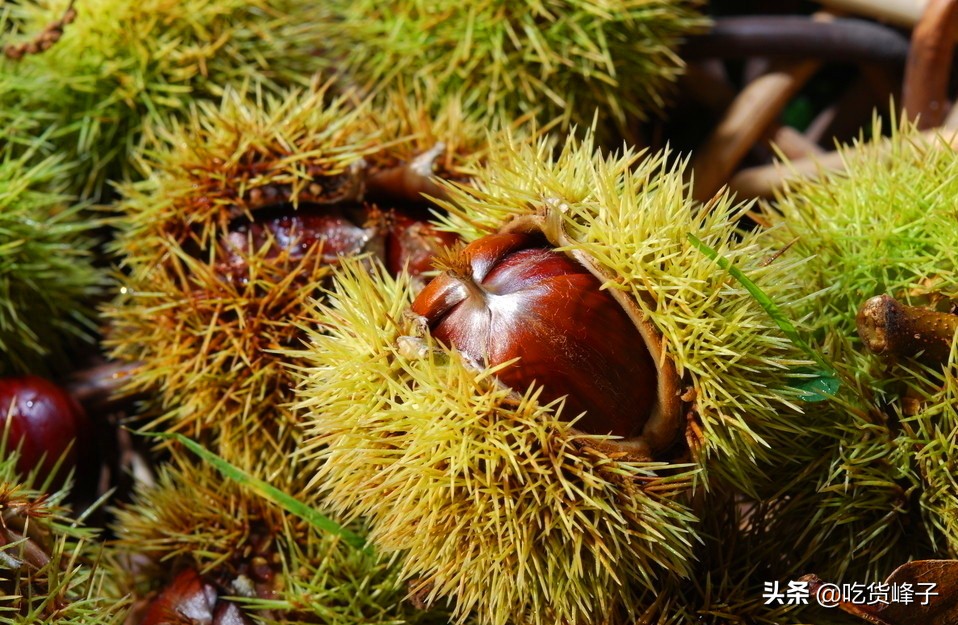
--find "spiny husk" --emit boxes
[104,85,382,470]
[293,133,819,624]
[105,84,496,473]
[364,89,497,182]
[0,144,105,376]
[322,0,708,132]
[110,453,448,625]
[1,0,326,199]
[631,489,859,625]
[0,439,128,625]
[294,258,699,625]
[434,132,816,488]
[757,119,958,581]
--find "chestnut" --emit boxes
[411,231,662,442]
[216,203,378,280]
[0,375,89,481]
[141,568,254,625]
[381,209,460,281]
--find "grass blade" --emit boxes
[687,233,838,401]
[147,431,369,552]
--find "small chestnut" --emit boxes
[141,568,254,625]
[411,232,659,439]
[0,375,88,481]
[217,203,376,279]
[383,210,460,280]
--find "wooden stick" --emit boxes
[944,98,958,128]
[680,16,909,65]
[902,0,958,128]
[771,126,826,160]
[815,0,926,26]
[728,126,958,198]
[691,61,820,201]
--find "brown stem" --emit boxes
[902,0,958,129]
[3,0,76,60]
[365,143,449,204]
[857,294,958,365]
[728,125,958,198]
[678,60,737,114]
[816,0,928,28]
[680,16,910,65]
[0,528,50,571]
[691,60,820,201]
[770,125,825,160]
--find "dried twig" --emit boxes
[857,294,958,366]
[63,360,142,415]
[771,126,825,160]
[679,61,737,113]
[680,16,910,65]
[3,0,76,60]
[815,0,927,27]
[902,0,958,128]
[691,61,820,201]
[728,126,958,198]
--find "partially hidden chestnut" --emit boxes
[384,210,460,280]
[411,232,659,439]
[217,203,377,279]
[141,568,254,625]
[0,375,89,481]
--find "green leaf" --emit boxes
[147,432,369,553]
[789,367,840,403]
[687,233,838,400]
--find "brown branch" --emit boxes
[815,0,927,27]
[62,360,143,416]
[728,126,958,198]
[902,0,958,128]
[858,294,958,366]
[3,0,77,60]
[680,16,910,65]
[770,126,825,160]
[691,60,820,201]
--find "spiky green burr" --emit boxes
[103,85,379,468]
[433,133,818,485]
[292,132,818,625]
[756,120,958,582]
[322,0,707,132]
[0,145,105,376]
[0,438,128,625]
[104,84,492,474]
[1,0,326,200]
[110,454,448,625]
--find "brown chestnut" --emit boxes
[0,375,89,481]
[383,210,460,280]
[216,203,378,280]
[411,231,660,440]
[141,569,254,625]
